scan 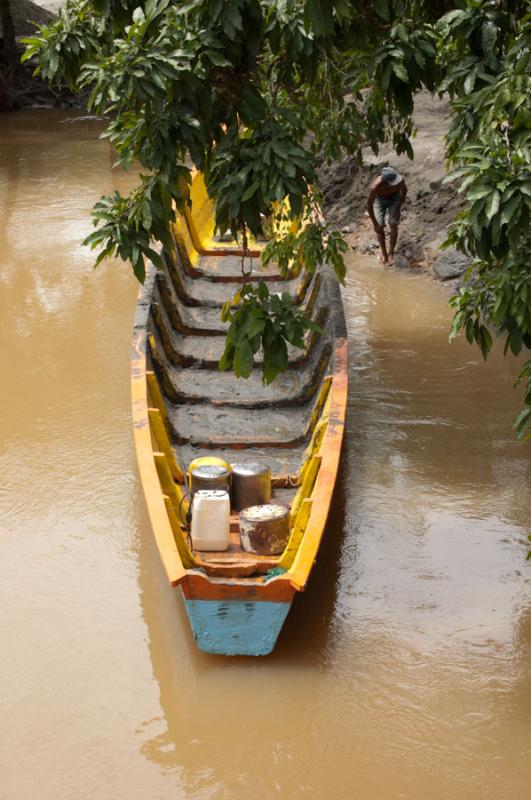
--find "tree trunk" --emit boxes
[0,0,18,65]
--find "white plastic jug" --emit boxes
[190,489,230,552]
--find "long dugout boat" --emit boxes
[131,174,348,656]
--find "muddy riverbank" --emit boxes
[318,93,468,282]
[0,0,79,110]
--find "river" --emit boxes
[1,111,530,800]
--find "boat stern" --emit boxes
[180,572,295,656]
[182,594,292,656]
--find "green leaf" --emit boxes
[258,281,269,301]
[514,408,531,441]
[241,181,260,202]
[478,325,493,360]
[263,336,288,384]
[464,72,476,94]
[304,0,332,36]
[485,190,500,220]
[234,338,254,378]
[509,327,523,356]
[219,343,235,372]
[465,186,492,201]
[205,50,232,67]
[240,84,267,124]
[373,0,390,22]
[133,256,146,284]
[481,22,498,67]
[500,194,521,225]
[247,315,265,339]
[393,62,409,84]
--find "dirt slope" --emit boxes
[0,0,52,38]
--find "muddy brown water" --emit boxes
[1,112,530,800]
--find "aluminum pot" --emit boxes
[190,464,231,493]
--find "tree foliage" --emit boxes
[439,1,531,439]
[220,280,321,383]
[21,0,531,434]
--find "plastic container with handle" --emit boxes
[190,489,230,552]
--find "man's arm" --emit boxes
[367,179,381,229]
[399,179,408,203]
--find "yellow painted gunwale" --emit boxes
[286,338,348,590]
[131,276,186,587]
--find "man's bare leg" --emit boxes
[389,223,398,264]
[374,225,389,264]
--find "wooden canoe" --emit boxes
[131,173,348,656]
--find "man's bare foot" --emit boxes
[388,253,395,265]
[379,253,389,265]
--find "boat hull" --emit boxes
[183,595,292,656]
[131,173,348,656]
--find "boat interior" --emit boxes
[141,174,344,580]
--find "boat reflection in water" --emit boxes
[133,462,348,793]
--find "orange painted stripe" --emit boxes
[182,572,295,603]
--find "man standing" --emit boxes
[367,167,407,265]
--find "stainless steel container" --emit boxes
[190,464,231,493]
[231,462,271,511]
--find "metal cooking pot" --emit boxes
[231,462,271,511]
[190,464,231,493]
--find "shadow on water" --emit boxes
[274,457,349,662]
